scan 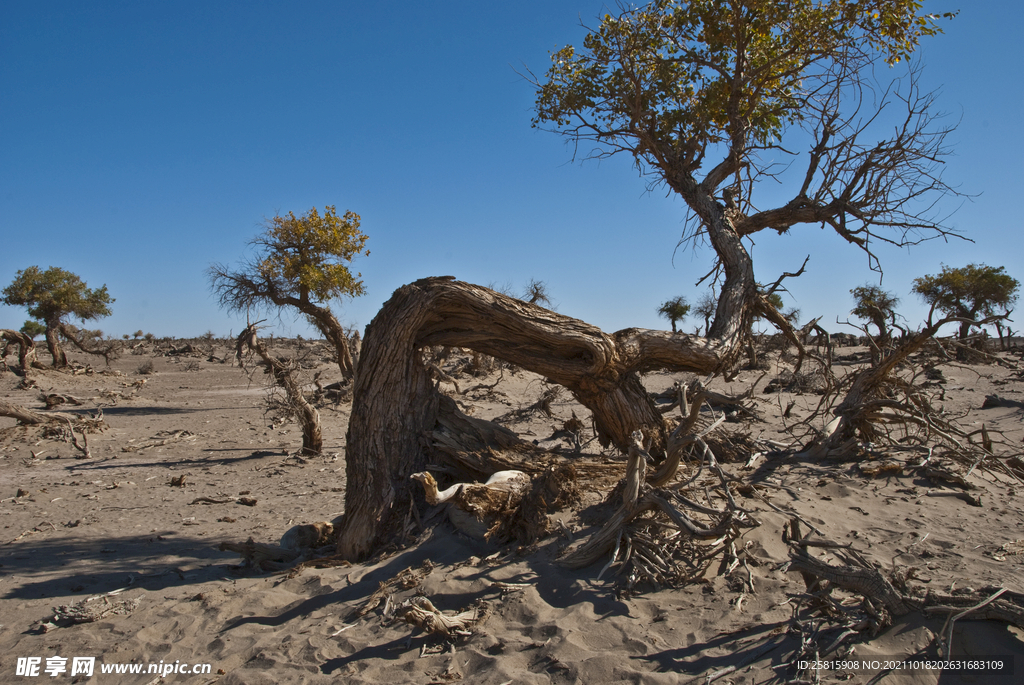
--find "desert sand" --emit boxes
[1,337,1022,684]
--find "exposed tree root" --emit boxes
[795,316,1023,484]
[558,431,757,595]
[784,517,1024,675]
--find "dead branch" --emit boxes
[0,398,104,433]
[63,418,91,459]
[558,431,751,594]
[236,323,322,455]
[121,430,198,453]
[394,596,481,638]
[58,323,120,365]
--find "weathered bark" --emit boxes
[663,173,758,373]
[0,329,35,378]
[44,319,68,368]
[236,326,322,454]
[305,306,356,381]
[0,398,54,424]
[337,277,738,561]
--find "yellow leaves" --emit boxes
[258,206,370,303]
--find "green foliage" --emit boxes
[534,0,954,156]
[20,319,47,339]
[765,292,785,312]
[912,264,1020,324]
[257,206,369,304]
[2,266,113,325]
[850,284,899,334]
[657,295,690,332]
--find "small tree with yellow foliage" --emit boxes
[209,206,369,380]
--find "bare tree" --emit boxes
[523,278,552,306]
[693,292,717,337]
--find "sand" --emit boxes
[1,338,1022,684]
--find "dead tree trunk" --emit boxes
[337,277,732,560]
[236,325,323,455]
[1,329,35,379]
[0,398,54,424]
[809,314,999,456]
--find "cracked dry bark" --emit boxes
[335,276,752,560]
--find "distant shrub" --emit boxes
[137,361,156,375]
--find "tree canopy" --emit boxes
[3,266,113,325]
[215,205,369,310]
[657,295,690,332]
[532,0,959,359]
[20,320,47,340]
[209,206,370,379]
[912,264,1019,339]
[851,284,899,335]
[2,267,113,367]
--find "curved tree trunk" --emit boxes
[45,320,68,368]
[307,307,356,381]
[337,277,738,560]
[1,329,35,378]
[255,286,357,382]
[57,323,119,365]
[336,172,761,560]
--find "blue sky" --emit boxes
[2,1,1021,341]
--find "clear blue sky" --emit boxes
[2,1,1021,340]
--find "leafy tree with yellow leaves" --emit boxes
[913,264,1019,341]
[209,206,369,380]
[531,0,959,363]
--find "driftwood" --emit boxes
[0,398,104,435]
[558,431,750,594]
[121,430,197,453]
[218,538,302,573]
[50,597,140,628]
[394,596,480,638]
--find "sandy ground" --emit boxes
[1,338,1022,684]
